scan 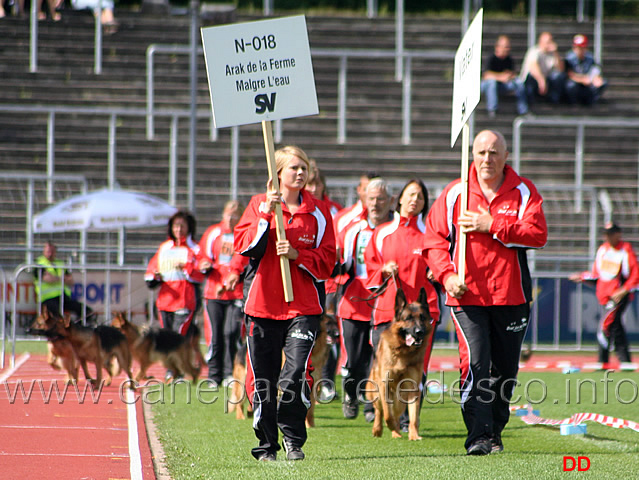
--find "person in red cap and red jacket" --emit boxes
[564,33,608,105]
[570,222,637,365]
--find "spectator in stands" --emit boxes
[198,200,248,388]
[569,222,637,367]
[34,240,96,323]
[71,0,117,31]
[2,0,23,17]
[481,35,528,117]
[520,31,565,105]
[38,0,62,21]
[1,0,56,21]
[564,34,608,106]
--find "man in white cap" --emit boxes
[564,34,608,105]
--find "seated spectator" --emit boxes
[564,34,607,106]
[38,0,62,21]
[520,31,565,105]
[72,0,117,30]
[481,35,528,116]
[1,0,26,18]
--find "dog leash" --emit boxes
[349,270,401,310]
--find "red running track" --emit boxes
[0,353,157,480]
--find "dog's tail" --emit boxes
[185,322,206,369]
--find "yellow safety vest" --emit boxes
[34,255,71,302]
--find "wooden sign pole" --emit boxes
[458,122,470,284]
[262,120,294,302]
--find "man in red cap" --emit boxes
[570,222,637,367]
[564,34,608,105]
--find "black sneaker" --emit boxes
[343,401,358,419]
[466,436,492,456]
[364,411,375,423]
[256,452,276,462]
[491,434,504,453]
[282,438,305,461]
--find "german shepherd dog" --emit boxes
[111,312,201,382]
[50,313,135,388]
[27,307,79,384]
[227,341,253,420]
[366,287,433,441]
[306,312,340,427]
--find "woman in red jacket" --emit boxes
[198,200,248,387]
[364,178,441,434]
[365,178,440,352]
[234,145,336,462]
[145,210,203,337]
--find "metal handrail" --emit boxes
[7,263,152,369]
[146,44,455,146]
[0,104,210,208]
[512,115,639,210]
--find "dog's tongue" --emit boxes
[406,334,416,346]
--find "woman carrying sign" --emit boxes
[234,145,336,462]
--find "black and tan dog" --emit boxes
[27,307,79,384]
[366,287,433,441]
[306,312,340,427]
[226,341,253,420]
[111,312,202,383]
[50,312,134,388]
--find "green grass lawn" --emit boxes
[151,368,639,480]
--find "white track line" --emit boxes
[0,353,30,383]
[127,389,143,480]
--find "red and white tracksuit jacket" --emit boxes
[364,212,440,325]
[335,200,365,234]
[233,189,336,320]
[337,212,382,322]
[424,163,548,306]
[321,193,343,218]
[580,240,639,305]
[198,222,248,301]
[145,236,203,312]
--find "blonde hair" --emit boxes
[223,199,243,213]
[275,146,311,183]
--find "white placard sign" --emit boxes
[450,8,483,147]
[201,15,319,129]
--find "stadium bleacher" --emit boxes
[0,8,638,269]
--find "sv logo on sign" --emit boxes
[563,456,590,471]
[255,92,277,114]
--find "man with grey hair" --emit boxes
[337,177,393,420]
[424,130,548,455]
